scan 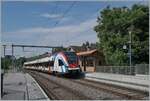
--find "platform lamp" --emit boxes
[123,44,128,74]
[127,25,134,75]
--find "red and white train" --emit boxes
[24,51,81,74]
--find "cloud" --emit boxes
[4,17,97,34]
[2,17,98,57]
[36,18,98,46]
[40,13,62,19]
[3,17,98,47]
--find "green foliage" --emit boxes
[15,57,26,68]
[82,41,97,50]
[1,56,26,70]
[94,4,149,65]
[52,47,67,53]
[1,57,12,69]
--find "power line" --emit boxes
[53,1,76,27]
[64,5,104,45]
[46,1,58,25]
[51,1,58,15]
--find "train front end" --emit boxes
[63,52,81,74]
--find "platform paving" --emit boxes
[85,72,149,92]
[1,72,49,100]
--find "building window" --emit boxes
[98,61,101,65]
[86,57,94,67]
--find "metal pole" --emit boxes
[1,72,4,97]
[3,45,6,73]
[12,44,14,56]
[3,45,6,57]
[83,56,86,72]
[129,31,132,74]
[12,44,14,72]
[1,45,6,97]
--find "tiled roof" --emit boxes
[76,49,97,56]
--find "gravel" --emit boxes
[33,71,125,100]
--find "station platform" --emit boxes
[85,72,149,92]
[1,72,49,100]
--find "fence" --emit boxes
[95,64,149,75]
[135,64,149,75]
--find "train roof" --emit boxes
[24,56,53,65]
[24,51,77,65]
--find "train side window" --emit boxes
[58,59,64,66]
[49,61,54,66]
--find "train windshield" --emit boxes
[64,52,78,64]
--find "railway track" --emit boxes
[27,70,91,100]
[25,70,149,100]
[29,71,60,100]
[70,79,148,100]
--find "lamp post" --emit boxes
[123,44,128,74]
[127,25,134,75]
[129,31,132,75]
[123,30,132,75]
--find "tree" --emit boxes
[85,41,90,47]
[94,4,149,65]
[15,57,26,68]
[52,47,67,53]
[81,41,97,51]
[1,57,12,70]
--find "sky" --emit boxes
[1,0,148,57]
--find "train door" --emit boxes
[53,58,61,72]
[48,61,54,73]
[58,59,64,73]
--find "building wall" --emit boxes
[78,51,105,72]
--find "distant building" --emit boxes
[68,44,96,51]
[67,46,87,52]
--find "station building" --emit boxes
[76,49,105,72]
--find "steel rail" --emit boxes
[27,70,91,100]
[70,79,148,100]
[25,69,149,100]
